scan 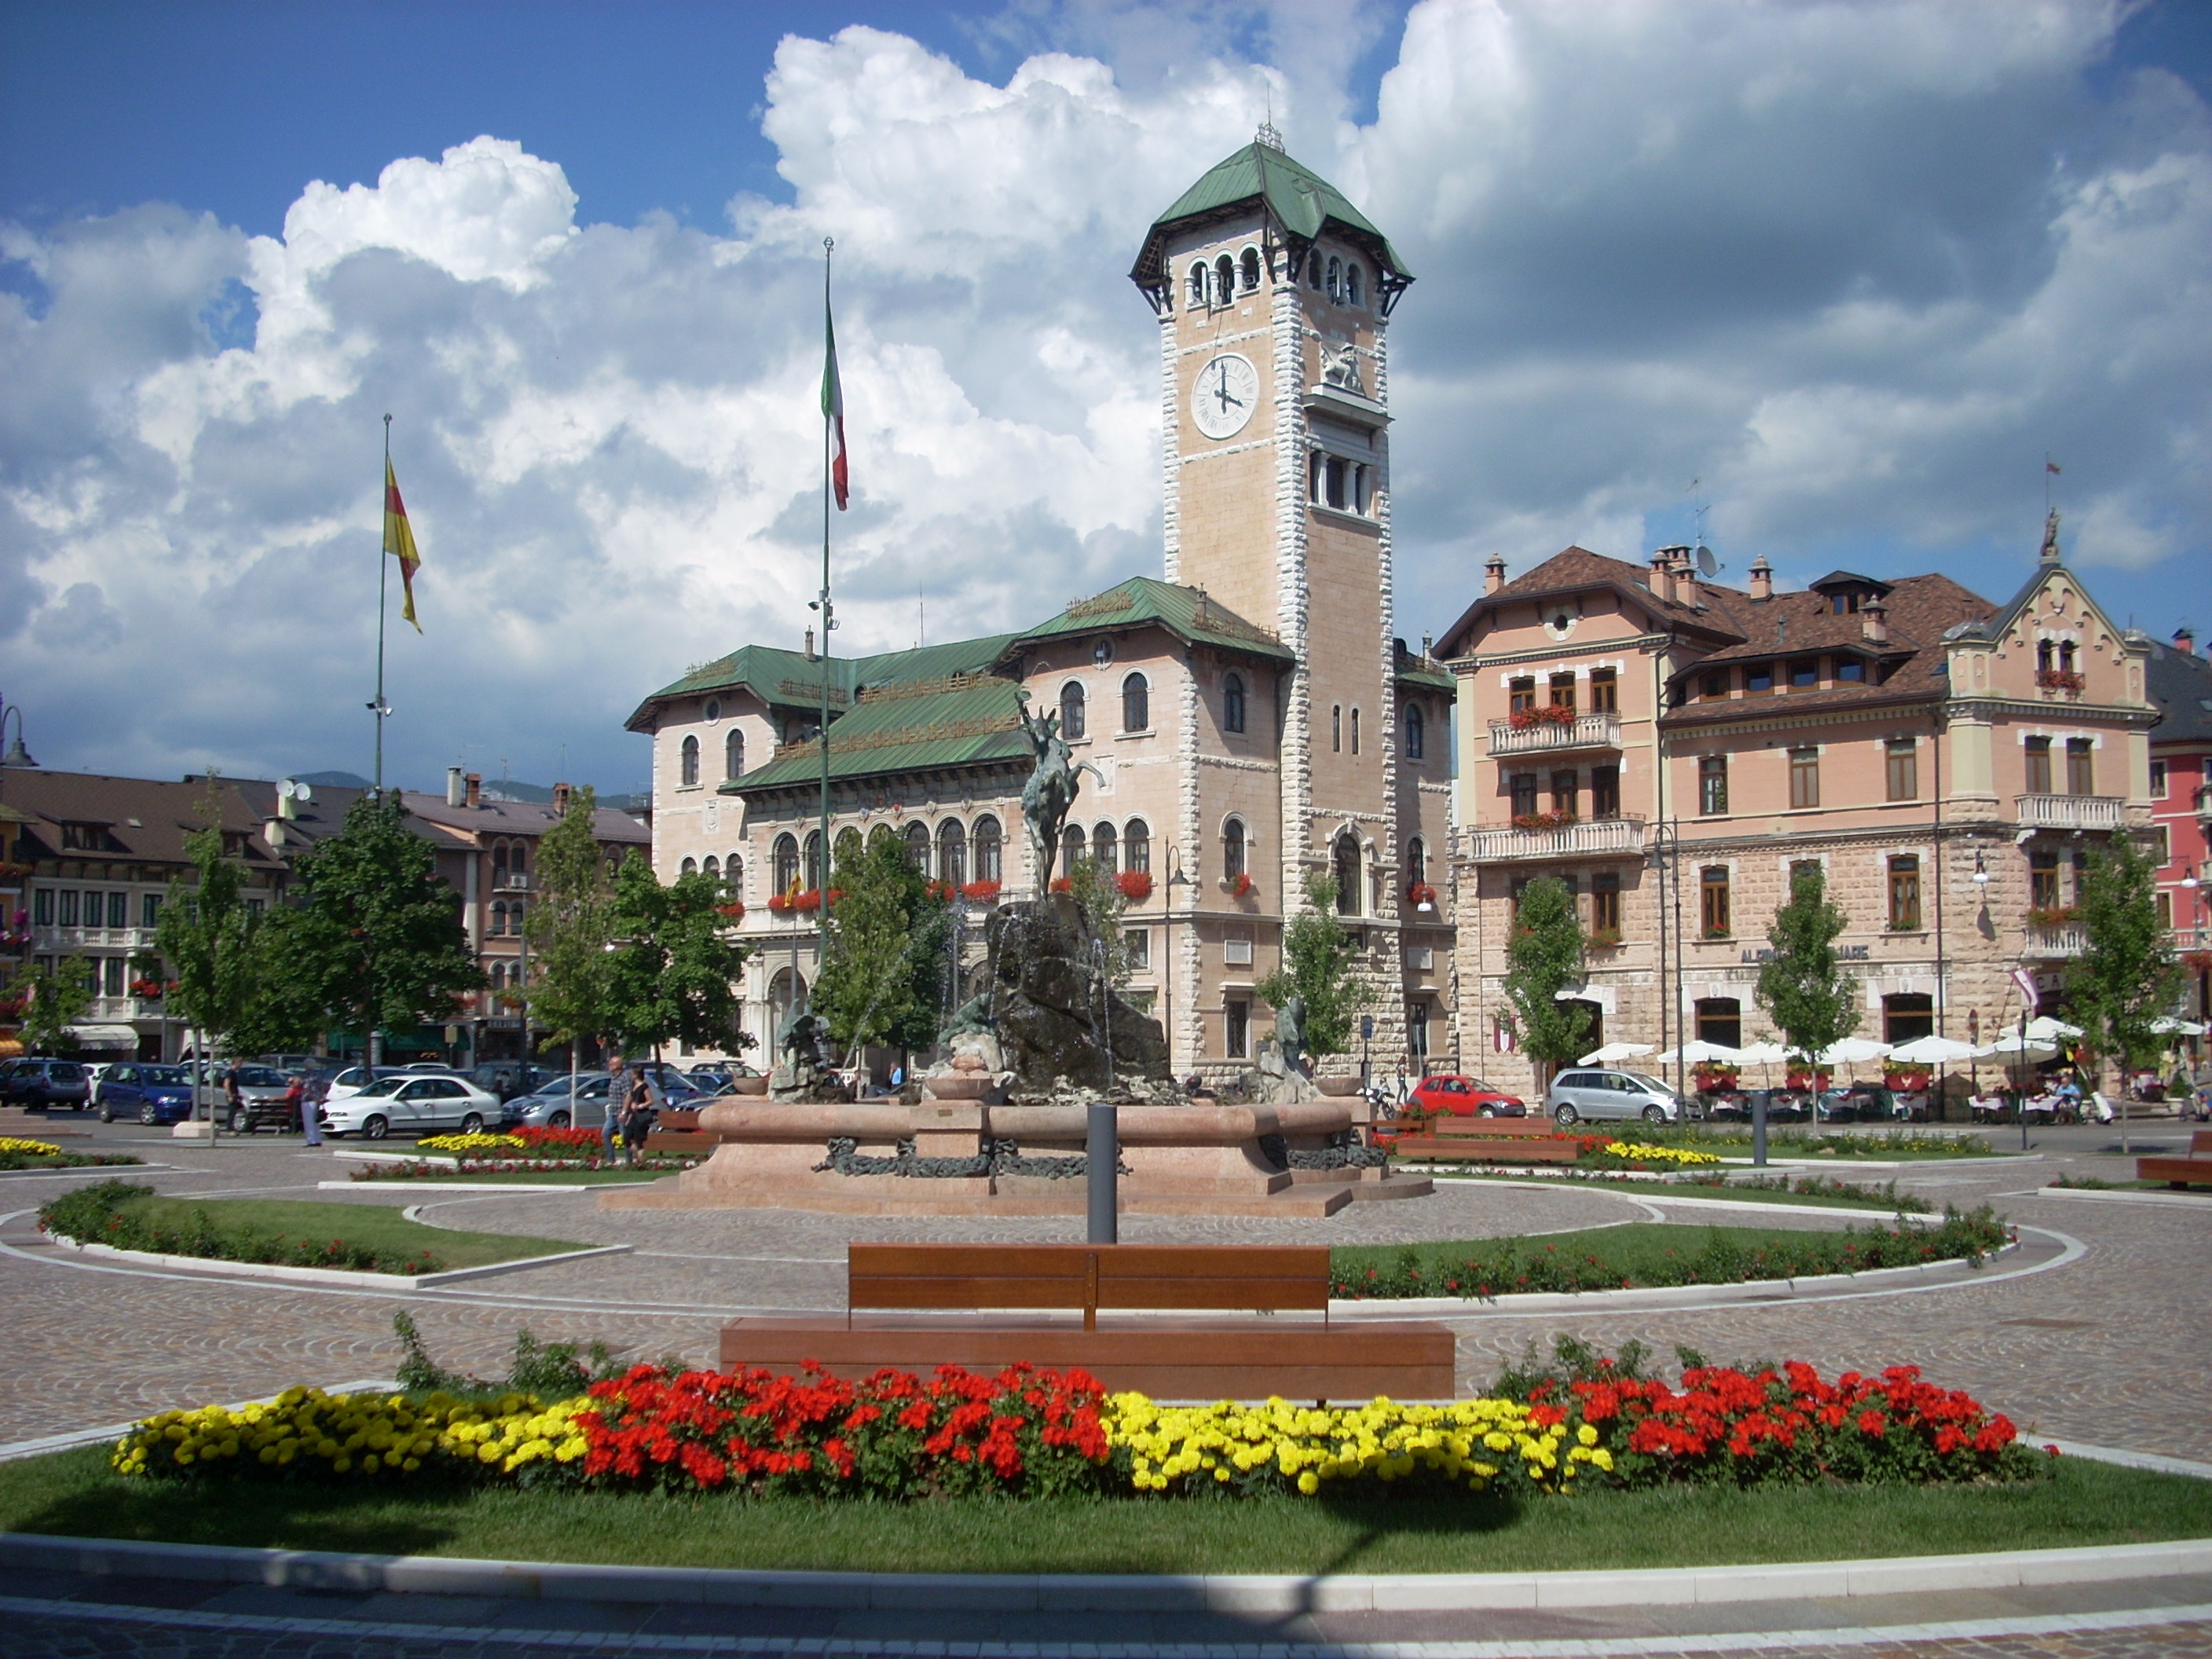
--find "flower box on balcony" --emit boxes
[1405,882,1437,910]
[2025,904,2079,928]
[925,880,957,903]
[2182,949,2212,972]
[960,879,1002,904]
[1511,810,1579,832]
[1507,704,1578,731]
[1225,871,1254,899]
[1884,1068,1932,1092]
[2035,668,2086,693]
[127,978,167,1000]
[1586,928,1622,950]
[1785,1068,1831,1092]
[714,902,746,922]
[1691,1064,1740,1091]
[1701,926,1730,941]
[1049,877,1073,894]
[1115,870,1154,903]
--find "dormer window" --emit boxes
[1836,657,1866,683]
[1831,592,1862,615]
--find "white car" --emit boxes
[319,1074,503,1140]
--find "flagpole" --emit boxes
[375,414,392,797]
[818,240,834,964]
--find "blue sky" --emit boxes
[3,0,2210,796]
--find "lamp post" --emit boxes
[1163,856,1192,1082]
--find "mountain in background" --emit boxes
[294,770,648,811]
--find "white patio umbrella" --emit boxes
[1885,1035,1981,1065]
[1654,1041,1745,1065]
[1976,1034,2057,1062]
[2150,1015,2208,1037]
[1814,1037,1892,1066]
[1578,1042,1657,1065]
[1734,1042,1792,1065]
[2022,1015,2085,1042]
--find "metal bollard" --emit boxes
[1086,1100,1118,1245]
[1752,1091,1767,1167]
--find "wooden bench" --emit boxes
[1388,1115,1580,1163]
[2138,1130,2212,1189]
[719,1242,1456,1401]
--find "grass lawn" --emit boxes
[82,1192,587,1272]
[350,1169,670,1187]
[1430,1174,1932,1213]
[0,1446,2202,1574]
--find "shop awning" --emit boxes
[67,1024,142,1049]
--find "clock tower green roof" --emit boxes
[1130,139,1412,306]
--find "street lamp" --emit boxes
[1971,849,1990,887]
[1164,857,1192,1082]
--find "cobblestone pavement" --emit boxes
[0,1119,2206,1464]
[0,1573,2207,1657]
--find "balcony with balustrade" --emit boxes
[2023,922,2087,958]
[1486,711,1623,758]
[2015,794,2125,833]
[1463,815,1647,863]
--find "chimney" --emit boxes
[446,766,466,808]
[1647,548,1674,601]
[1862,597,1888,645]
[465,771,482,809]
[2177,624,2197,657]
[1672,548,1701,610]
[1484,554,1507,595]
[1749,555,1773,602]
[805,627,816,661]
[276,782,298,821]
[552,781,572,814]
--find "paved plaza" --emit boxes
[0,1117,2206,1657]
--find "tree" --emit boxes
[16,957,93,1055]
[2067,834,2182,1132]
[1755,865,1861,1066]
[280,792,481,1061]
[811,833,950,1062]
[1257,873,1372,1061]
[1064,855,1133,987]
[524,785,618,1064]
[1496,875,1590,1082]
[605,852,754,1059]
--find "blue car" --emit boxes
[95,1063,198,1125]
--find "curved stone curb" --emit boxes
[2032,1185,2212,1208]
[1325,1234,2058,1318]
[2,1529,2205,1613]
[42,1232,633,1290]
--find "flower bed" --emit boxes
[111,1355,2045,1497]
[42,1181,445,1275]
[348,1157,694,1181]
[0,1137,142,1172]
[1578,1139,1725,1170]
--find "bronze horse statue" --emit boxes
[1017,694,1103,891]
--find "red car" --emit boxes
[1397,1075,1527,1126]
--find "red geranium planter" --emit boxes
[1115,870,1154,903]
[961,879,1002,904]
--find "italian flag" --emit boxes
[383,458,423,631]
[822,306,848,510]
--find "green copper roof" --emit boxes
[998,577,1292,665]
[627,635,1021,732]
[727,675,1029,794]
[1130,141,1411,294]
[1395,642,1455,695]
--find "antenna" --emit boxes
[1256,83,1285,152]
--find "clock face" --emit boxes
[1190,353,1259,440]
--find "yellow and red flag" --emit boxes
[383,458,423,631]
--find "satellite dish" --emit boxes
[295,782,313,804]
[1695,546,1719,577]
[276,778,297,800]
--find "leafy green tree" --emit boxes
[2067,835,2182,1104]
[280,793,480,1062]
[811,833,950,1062]
[524,786,619,1065]
[1064,855,1133,987]
[605,852,754,1059]
[16,957,93,1055]
[1257,873,1372,1060]
[1496,875,1590,1082]
[1755,866,1861,1067]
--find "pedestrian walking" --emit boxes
[621,1070,658,1169]
[299,1071,324,1147]
[602,1056,629,1161]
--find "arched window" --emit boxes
[1350,706,1361,754]
[679,734,700,787]
[1222,672,1246,734]
[1059,681,1086,740]
[725,728,744,780]
[1334,833,1361,916]
[834,826,862,874]
[972,815,1002,883]
[1326,255,1341,301]
[1122,672,1148,732]
[725,855,743,894]
[493,843,509,883]
[489,899,507,937]
[1307,248,1323,287]
[1061,825,1086,875]
[679,856,697,876]
[1187,262,1209,308]
[804,829,824,890]
[1214,254,1234,306]
[1346,262,1363,307]
[867,822,893,848]
[1093,822,1117,871]
[510,843,526,879]
[773,834,800,893]
[1407,837,1426,891]
[702,855,720,879]
[937,819,966,888]
[1238,247,1261,291]
[1405,701,1424,760]
[903,821,932,875]
[1123,819,1151,873]
[1222,816,1247,882]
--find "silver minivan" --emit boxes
[1546,1069,1683,1126]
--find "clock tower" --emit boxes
[1131,130,1425,1070]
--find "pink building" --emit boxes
[2148,627,2212,1026]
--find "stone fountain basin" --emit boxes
[922,1075,992,1101]
[698,1101,912,1141]
[695,1098,1353,1144]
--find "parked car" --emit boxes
[501,1073,611,1130]
[1408,1075,1526,1119]
[94,1063,196,1124]
[225,1065,301,1133]
[471,1061,558,1103]
[1545,1068,1683,1126]
[0,1057,92,1111]
[322,1065,411,1104]
[318,1074,503,1140]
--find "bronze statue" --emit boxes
[1016,692,1102,890]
